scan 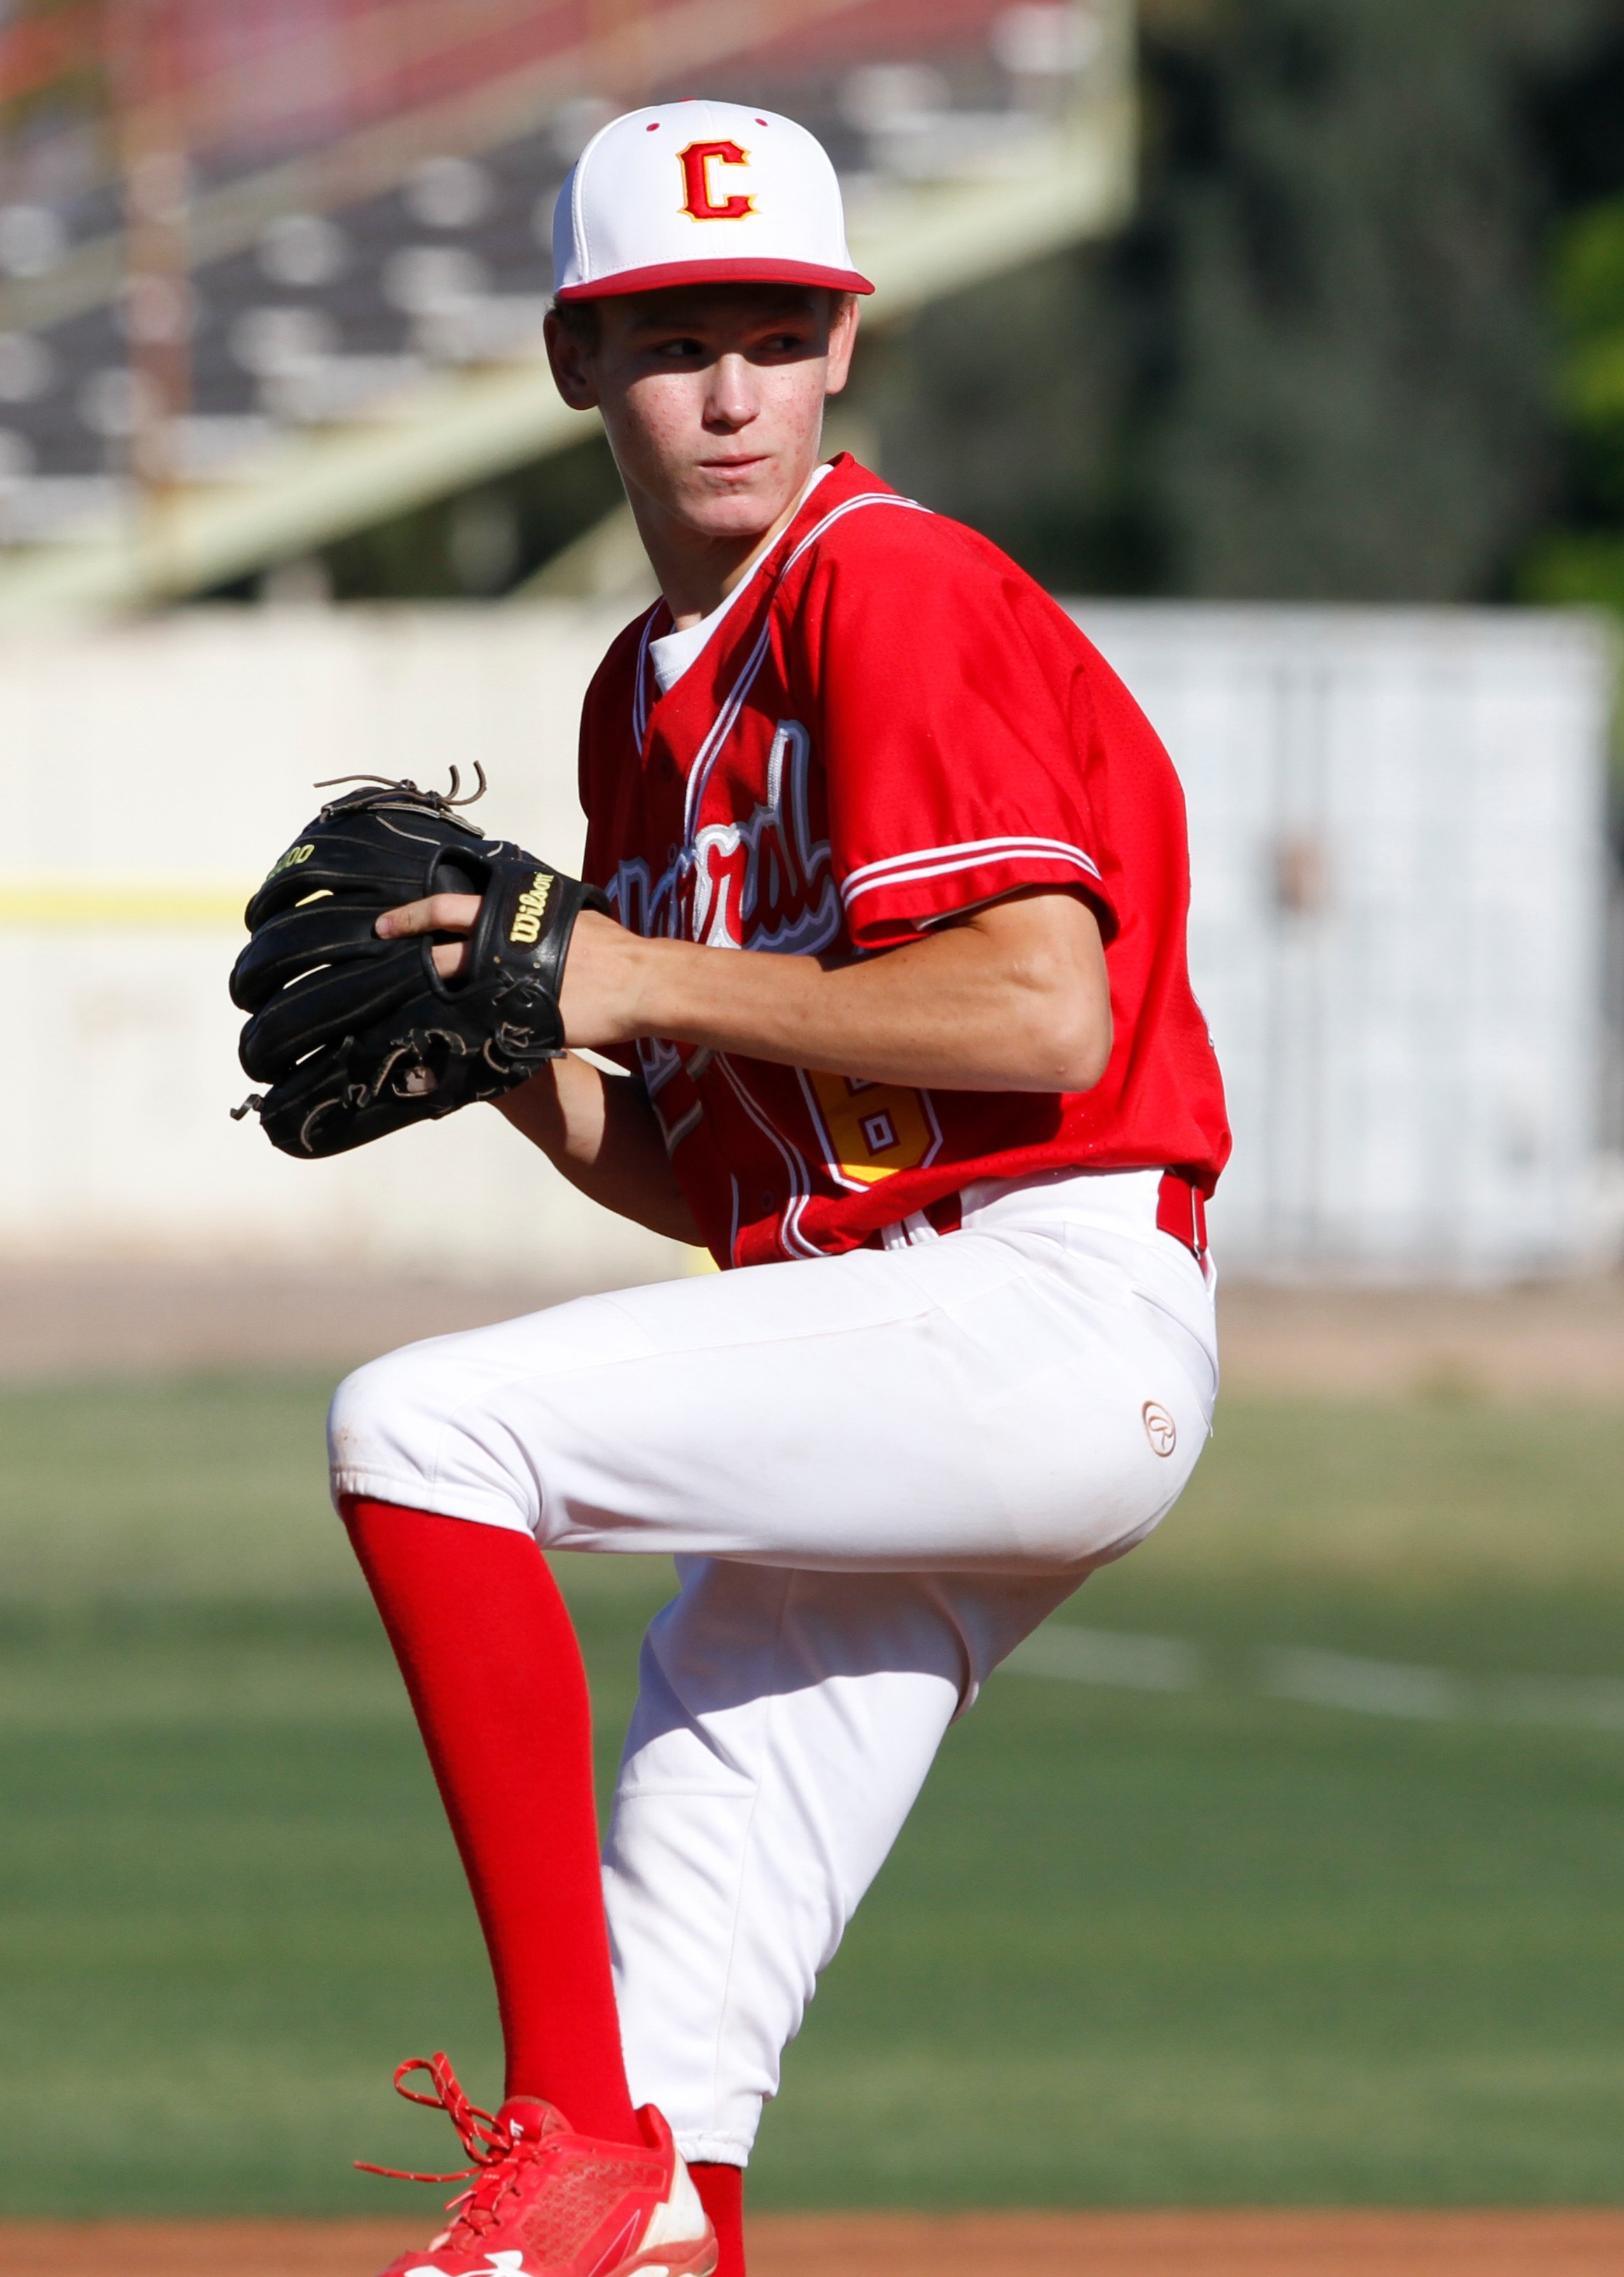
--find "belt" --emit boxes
[1154,1169,1209,1258]
[865,1171,1209,1258]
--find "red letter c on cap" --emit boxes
[678,140,754,221]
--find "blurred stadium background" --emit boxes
[3,0,1624,2261]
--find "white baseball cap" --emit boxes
[551,99,874,302]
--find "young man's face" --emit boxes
[545,283,859,543]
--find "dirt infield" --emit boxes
[1215,1277,1624,1402]
[8,1257,1624,1398]
[1,2215,1621,2277]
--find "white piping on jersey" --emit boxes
[661,1099,705,1157]
[689,720,840,955]
[649,465,837,701]
[612,721,842,961]
[634,1036,712,1157]
[631,611,658,748]
[841,834,1102,908]
[637,1033,682,1096]
[676,620,771,847]
[713,1052,823,1260]
[624,487,933,1260]
[675,492,930,848]
[626,491,932,911]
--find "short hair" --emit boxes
[549,296,602,352]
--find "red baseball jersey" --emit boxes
[578,455,1230,1268]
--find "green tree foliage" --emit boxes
[859,0,1609,603]
[1523,194,1624,610]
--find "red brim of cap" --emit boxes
[555,257,876,301]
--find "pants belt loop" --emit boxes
[1156,1170,1206,1260]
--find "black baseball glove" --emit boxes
[230,771,609,1159]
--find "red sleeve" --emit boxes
[577,609,654,890]
[804,514,1115,950]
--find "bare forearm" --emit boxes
[382,886,1112,1097]
[606,898,1111,1093]
[496,1055,703,1245]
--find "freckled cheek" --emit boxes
[610,364,829,489]
[762,365,832,440]
[607,375,707,480]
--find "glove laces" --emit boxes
[356,2053,546,2243]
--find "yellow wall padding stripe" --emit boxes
[0,883,252,928]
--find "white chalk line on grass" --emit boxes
[1006,1624,1202,1693]
[1004,1627,1624,1733]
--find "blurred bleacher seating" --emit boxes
[0,0,1134,614]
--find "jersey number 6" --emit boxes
[804,1069,941,1190]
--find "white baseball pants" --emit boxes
[329,1166,1218,2166]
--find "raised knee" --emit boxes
[327,1348,429,1501]
[326,1336,542,1532]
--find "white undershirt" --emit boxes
[648,460,835,696]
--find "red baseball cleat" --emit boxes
[360,2054,717,2277]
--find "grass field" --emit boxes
[0,1377,1620,2215]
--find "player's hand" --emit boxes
[376,897,647,1044]
[376,893,481,978]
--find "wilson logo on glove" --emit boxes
[228,769,607,1160]
[508,872,555,946]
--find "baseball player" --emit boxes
[323,98,1229,2277]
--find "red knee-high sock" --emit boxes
[691,2166,745,2277]
[342,1496,639,2145]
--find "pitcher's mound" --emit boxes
[0,2213,1621,2276]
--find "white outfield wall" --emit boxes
[1075,605,1616,1281]
[0,601,1613,1285]
[0,607,692,1289]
